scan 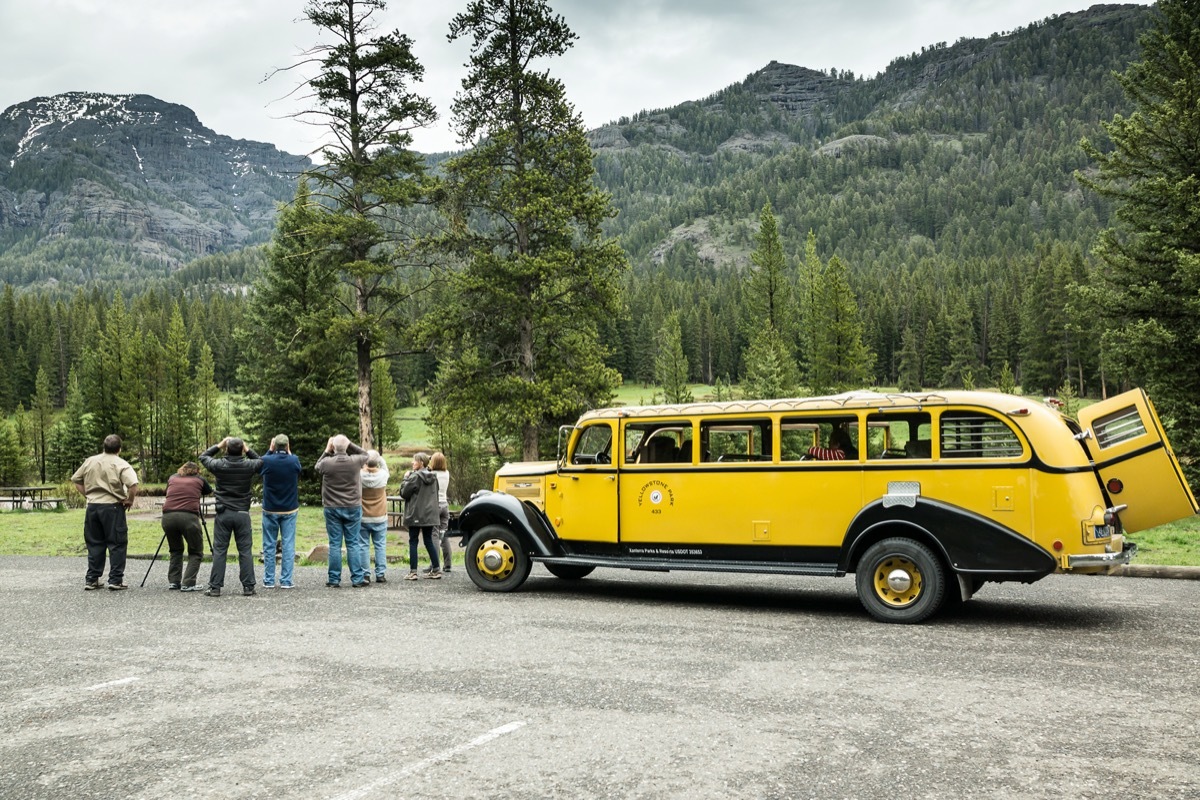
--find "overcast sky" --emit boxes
[0,0,1152,157]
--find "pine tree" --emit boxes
[744,202,797,344]
[235,181,357,469]
[31,366,53,483]
[896,325,922,393]
[287,0,436,448]
[742,327,797,400]
[159,306,196,474]
[939,295,979,388]
[433,0,628,460]
[370,360,400,449]
[1078,0,1200,478]
[195,343,222,448]
[0,418,25,486]
[655,312,693,404]
[49,370,93,481]
[808,256,873,393]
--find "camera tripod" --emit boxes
[140,511,215,588]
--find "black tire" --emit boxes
[465,524,532,592]
[855,537,946,624]
[544,563,596,580]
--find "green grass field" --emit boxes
[1,506,1195,566]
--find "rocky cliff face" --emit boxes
[0,92,308,283]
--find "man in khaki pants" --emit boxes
[72,434,139,591]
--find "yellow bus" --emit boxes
[454,389,1196,623]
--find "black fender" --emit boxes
[839,497,1057,581]
[455,491,563,557]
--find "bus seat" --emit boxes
[677,440,693,463]
[905,440,932,459]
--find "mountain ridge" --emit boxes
[0,2,1153,288]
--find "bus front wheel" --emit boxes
[466,525,532,592]
[855,538,946,624]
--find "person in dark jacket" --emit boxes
[400,451,441,580]
[160,461,212,591]
[198,436,263,597]
[259,434,302,589]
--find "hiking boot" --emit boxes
[84,580,101,591]
[375,575,387,584]
[204,587,221,597]
[108,583,128,591]
[405,571,419,581]
[426,570,443,580]
[243,587,256,596]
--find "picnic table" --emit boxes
[387,495,404,530]
[0,485,63,509]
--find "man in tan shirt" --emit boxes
[71,434,139,590]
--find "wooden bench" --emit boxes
[0,496,22,510]
[29,497,65,509]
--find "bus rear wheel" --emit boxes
[545,563,596,580]
[466,525,532,592]
[855,538,946,624]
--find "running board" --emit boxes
[531,554,843,578]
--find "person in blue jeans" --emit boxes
[259,434,302,588]
[314,434,370,587]
[359,451,390,582]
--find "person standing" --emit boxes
[199,437,263,597]
[429,451,452,574]
[259,434,302,589]
[400,452,441,580]
[160,461,212,591]
[72,434,139,591]
[360,451,390,583]
[314,434,370,588]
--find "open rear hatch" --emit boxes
[1078,389,1199,532]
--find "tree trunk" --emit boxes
[357,335,373,451]
[356,277,374,450]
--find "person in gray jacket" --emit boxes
[314,434,370,587]
[198,437,263,597]
[400,451,442,580]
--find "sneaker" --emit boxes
[279,583,294,589]
[351,581,370,588]
[108,583,128,591]
[243,587,256,596]
[405,571,419,581]
[262,583,275,589]
[375,575,387,584]
[168,583,180,591]
[204,587,221,597]
[325,582,340,588]
[84,580,101,591]
[180,584,201,592]
[426,570,443,580]
[421,566,433,575]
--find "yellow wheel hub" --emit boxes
[475,538,516,581]
[872,555,923,607]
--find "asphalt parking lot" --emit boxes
[1,555,1197,800]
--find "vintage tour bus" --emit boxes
[454,389,1197,623]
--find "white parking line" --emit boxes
[85,676,140,691]
[328,721,527,800]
